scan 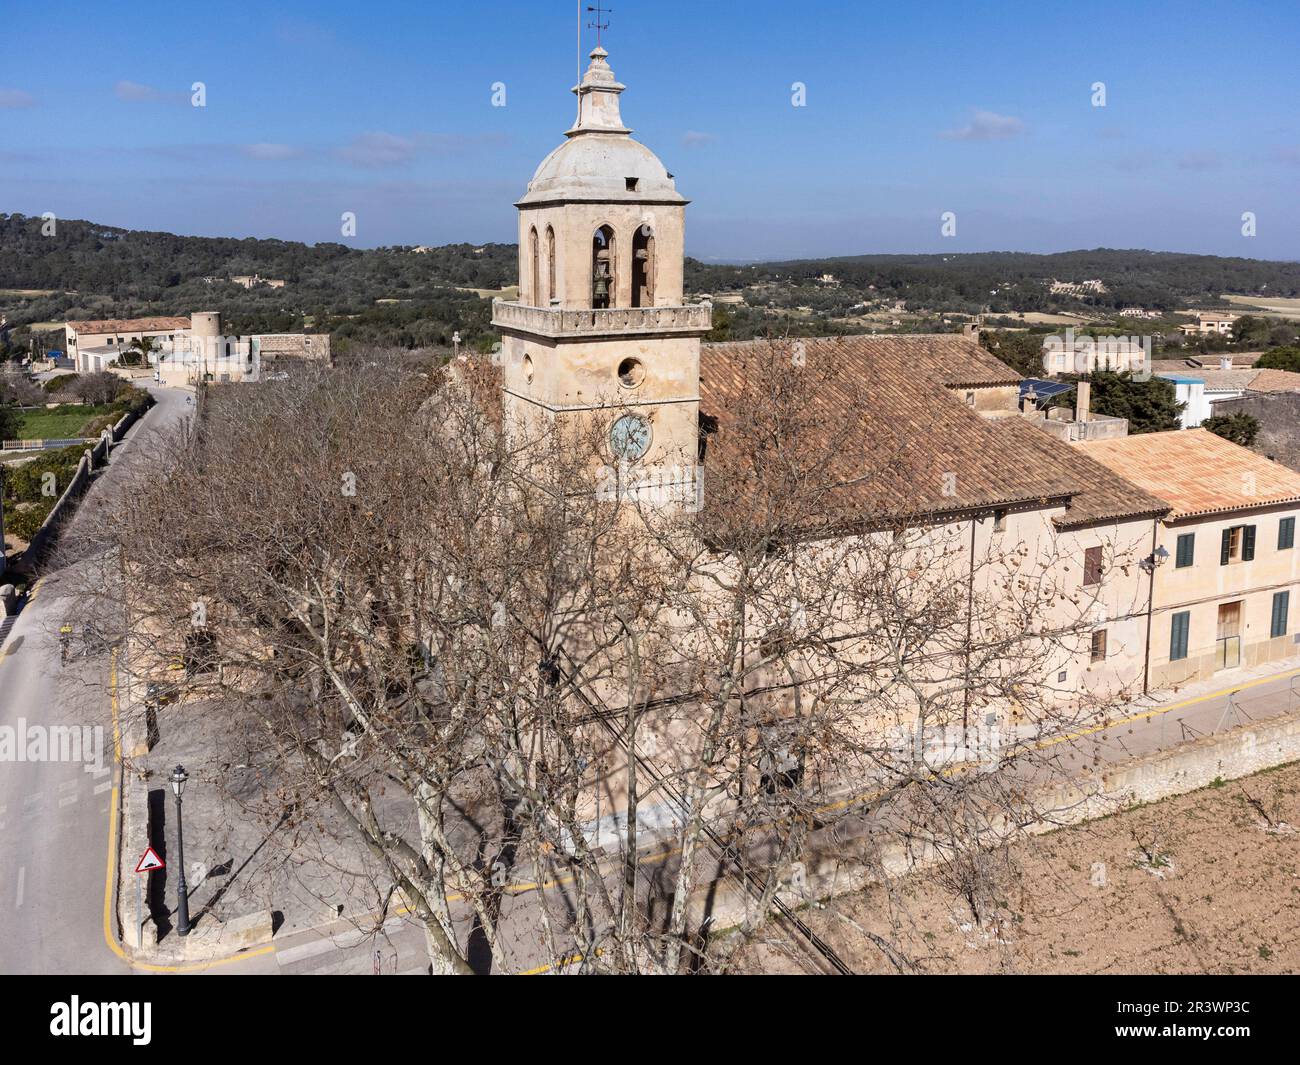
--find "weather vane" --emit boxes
[587,3,612,48]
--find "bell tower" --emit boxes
[492,46,711,501]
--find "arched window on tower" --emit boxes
[545,226,556,306]
[632,224,656,308]
[592,225,616,309]
[529,227,540,307]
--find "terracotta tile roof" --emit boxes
[1156,367,1262,390]
[824,333,1023,389]
[1245,368,1300,393]
[990,417,1168,529]
[65,316,191,335]
[1078,428,1300,521]
[698,336,1155,533]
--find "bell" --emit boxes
[593,276,609,297]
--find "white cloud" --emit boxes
[334,132,506,168]
[337,132,419,168]
[682,130,716,148]
[939,109,1026,142]
[0,89,35,109]
[115,80,164,102]
[241,143,302,161]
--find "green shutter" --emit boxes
[1280,518,1295,551]
[1176,533,1195,567]
[1170,611,1190,661]
[1221,528,1232,565]
[1272,591,1290,639]
[1243,525,1257,562]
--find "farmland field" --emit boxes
[1222,294,1300,320]
[11,404,113,439]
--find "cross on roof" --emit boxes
[586,3,612,47]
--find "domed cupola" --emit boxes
[519,48,687,208]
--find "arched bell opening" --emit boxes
[529,227,540,307]
[592,225,616,309]
[545,226,556,306]
[631,224,656,308]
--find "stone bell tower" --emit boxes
[492,46,711,498]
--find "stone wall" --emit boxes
[692,707,1300,934]
[19,411,139,572]
[1215,392,1300,473]
[254,333,331,362]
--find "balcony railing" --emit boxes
[492,300,712,338]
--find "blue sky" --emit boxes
[2,0,1298,261]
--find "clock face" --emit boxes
[610,415,652,462]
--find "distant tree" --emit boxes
[0,402,19,441]
[121,335,156,368]
[1087,371,1183,435]
[1270,323,1300,347]
[72,371,124,406]
[708,306,734,342]
[1202,411,1261,448]
[980,329,1051,378]
[1231,315,1272,347]
[0,367,44,407]
[1255,346,1300,374]
[43,373,80,393]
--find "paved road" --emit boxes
[0,386,192,974]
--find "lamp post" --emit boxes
[1140,543,1172,695]
[169,765,191,936]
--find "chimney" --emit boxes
[963,321,980,340]
[1219,354,1233,370]
[1076,380,1091,423]
[1020,387,1037,414]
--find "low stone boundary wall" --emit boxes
[695,707,1300,935]
[18,408,142,571]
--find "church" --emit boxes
[484,43,1300,811]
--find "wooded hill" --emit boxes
[3,213,1297,353]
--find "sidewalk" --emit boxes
[109,643,1300,974]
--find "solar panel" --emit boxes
[1019,378,1073,407]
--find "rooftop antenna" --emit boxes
[586,2,612,48]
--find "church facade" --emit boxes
[486,43,1300,770]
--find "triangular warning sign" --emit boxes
[134,847,165,873]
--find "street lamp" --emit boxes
[169,765,191,936]
[1139,545,1171,574]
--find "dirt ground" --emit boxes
[738,761,1300,974]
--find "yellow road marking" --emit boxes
[103,648,275,972]
[519,948,604,975]
[99,646,1300,970]
[1035,667,1300,752]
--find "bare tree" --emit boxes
[80,343,1142,975]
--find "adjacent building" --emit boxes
[1155,362,1300,429]
[1179,311,1240,337]
[65,312,329,384]
[482,42,1300,743]
[1079,429,1300,689]
[64,316,192,370]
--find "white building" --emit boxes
[1179,311,1239,337]
[66,312,328,385]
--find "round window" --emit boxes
[610,414,652,462]
[523,354,534,383]
[617,357,645,389]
